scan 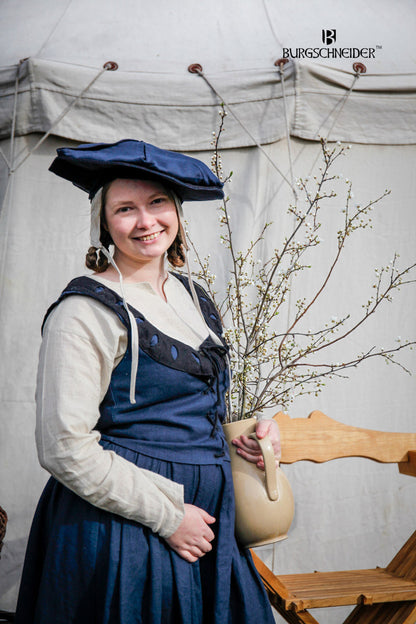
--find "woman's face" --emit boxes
[103,178,179,267]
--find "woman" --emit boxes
[15,140,280,623]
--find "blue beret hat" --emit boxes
[49,139,224,201]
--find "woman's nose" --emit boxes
[135,208,154,229]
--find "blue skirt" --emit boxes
[15,440,274,624]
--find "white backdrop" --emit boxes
[0,1,415,622]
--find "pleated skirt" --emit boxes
[15,439,275,624]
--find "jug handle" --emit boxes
[248,433,279,501]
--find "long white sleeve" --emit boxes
[35,293,186,539]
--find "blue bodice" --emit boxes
[45,274,231,464]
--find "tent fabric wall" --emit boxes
[0,58,296,150]
[292,62,416,143]
[0,1,415,622]
[1,135,415,623]
[1,0,416,150]
[1,59,416,150]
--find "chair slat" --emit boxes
[276,569,416,611]
[274,411,416,465]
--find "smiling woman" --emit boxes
[14,139,280,624]
[101,179,180,297]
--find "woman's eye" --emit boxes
[151,196,167,205]
[116,206,132,213]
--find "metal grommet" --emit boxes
[353,62,366,74]
[103,61,118,71]
[274,58,289,68]
[188,63,203,74]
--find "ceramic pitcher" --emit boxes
[223,417,294,548]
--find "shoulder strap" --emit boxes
[172,272,223,338]
[41,276,131,334]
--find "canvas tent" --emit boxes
[0,1,415,621]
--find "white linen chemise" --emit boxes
[36,273,213,538]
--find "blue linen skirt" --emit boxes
[15,439,274,624]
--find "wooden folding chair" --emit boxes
[251,411,416,624]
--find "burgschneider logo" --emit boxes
[322,29,336,45]
[282,29,375,60]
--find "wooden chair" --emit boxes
[251,411,416,624]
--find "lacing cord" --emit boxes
[200,344,228,456]
[100,251,139,405]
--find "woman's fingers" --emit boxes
[165,504,216,562]
[198,507,216,526]
[178,549,199,563]
[231,435,258,462]
[231,419,282,468]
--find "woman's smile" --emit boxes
[134,230,164,242]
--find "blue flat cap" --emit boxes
[49,139,224,201]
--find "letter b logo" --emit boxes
[322,29,336,45]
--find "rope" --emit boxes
[280,67,363,410]
[278,62,297,201]
[12,64,113,173]
[8,60,25,171]
[0,175,15,302]
[192,67,294,191]
[0,61,21,280]
[0,60,23,170]
[0,58,117,304]
[276,61,298,362]
[35,0,74,58]
[322,73,360,139]
[261,0,284,50]
[305,70,362,177]
[0,148,10,169]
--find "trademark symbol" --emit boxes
[376,45,382,49]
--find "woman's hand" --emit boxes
[165,504,216,563]
[231,418,281,470]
